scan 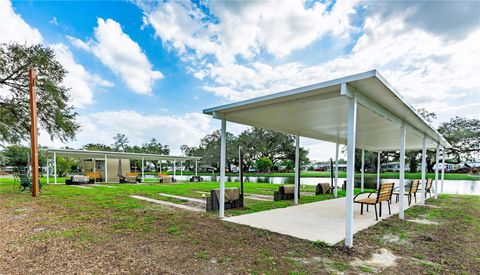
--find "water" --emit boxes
[145,175,480,195]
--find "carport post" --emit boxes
[345,91,357,248]
[420,135,427,205]
[46,159,50,184]
[334,142,339,198]
[219,119,227,218]
[441,149,445,194]
[434,143,440,199]
[399,122,406,219]
[104,154,108,183]
[53,152,57,184]
[141,157,145,183]
[195,159,198,176]
[361,149,365,192]
[294,135,300,205]
[376,151,381,189]
[173,161,176,179]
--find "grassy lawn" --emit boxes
[0,179,478,273]
[155,170,480,180]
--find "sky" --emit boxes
[1,0,479,161]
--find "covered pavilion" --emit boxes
[47,148,201,183]
[203,70,450,247]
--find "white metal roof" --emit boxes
[48,148,201,161]
[204,70,451,151]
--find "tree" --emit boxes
[438,117,480,162]
[416,108,437,124]
[82,143,112,151]
[0,43,79,143]
[112,133,129,152]
[255,157,273,172]
[2,145,30,169]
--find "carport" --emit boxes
[203,70,451,247]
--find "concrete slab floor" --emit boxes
[224,196,420,245]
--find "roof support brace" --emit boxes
[341,83,429,144]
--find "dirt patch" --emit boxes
[407,218,439,225]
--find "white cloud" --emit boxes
[142,1,356,62]
[67,110,213,155]
[0,0,42,44]
[71,18,163,95]
[51,43,114,108]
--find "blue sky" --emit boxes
[1,0,479,160]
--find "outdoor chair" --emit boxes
[393,179,419,206]
[16,173,43,191]
[315,182,331,195]
[353,182,394,220]
[206,187,243,211]
[119,172,141,183]
[190,176,203,182]
[420,178,433,198]
[85,171,102,182]
[66,175,94,185]
[273,185,298,201]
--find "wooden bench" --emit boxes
[273,185,298,201]
[86,171,102,182]
[354,182,394,220]
[158,173,175,183]
[120,172,141,183]
[66,175,94,185]
[206,188,243,211]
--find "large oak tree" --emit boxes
[0,43,78,143]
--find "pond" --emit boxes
[145,175,480,195]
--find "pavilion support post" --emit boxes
[219,119,227,218]
[334,142,339,198]
[195,159,198,176]
[420,135,427,205]
[180,161,183,177]
[361,149,365,192]
[294,135,300,205]
[434,143,440,199]
[159,161,162,173]
[54,152,57,184]
[46,159,50,185]
[441,148,445,194]
[173,161,176,180]
[376,151,381,189]
[399,122,406,219]
[93,158,96,172]
[104,155,108,183]
[345,92,357,248]
[141,157,145,183]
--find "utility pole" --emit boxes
[29,68,39,197]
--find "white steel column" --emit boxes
[361,149,365,192]
[334,142,339,198]
[420,135,427,205]
[399,122,406,219]
[46,159,50,184]
[294,135,300,205]
[141,157,145,183]
[441,148,445,194]
[195,159,198,176]
[173,161,176,179]
[434,143,440,199]
[219,119,227,218]
[376,151,381,189]
[53,152,57,184]
[180,161,183,177]
[345,92,357,248]
[104,155,108,183]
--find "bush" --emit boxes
[255,157,273,172]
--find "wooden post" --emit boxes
[29,68,39,197]
[239,146,244,203]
